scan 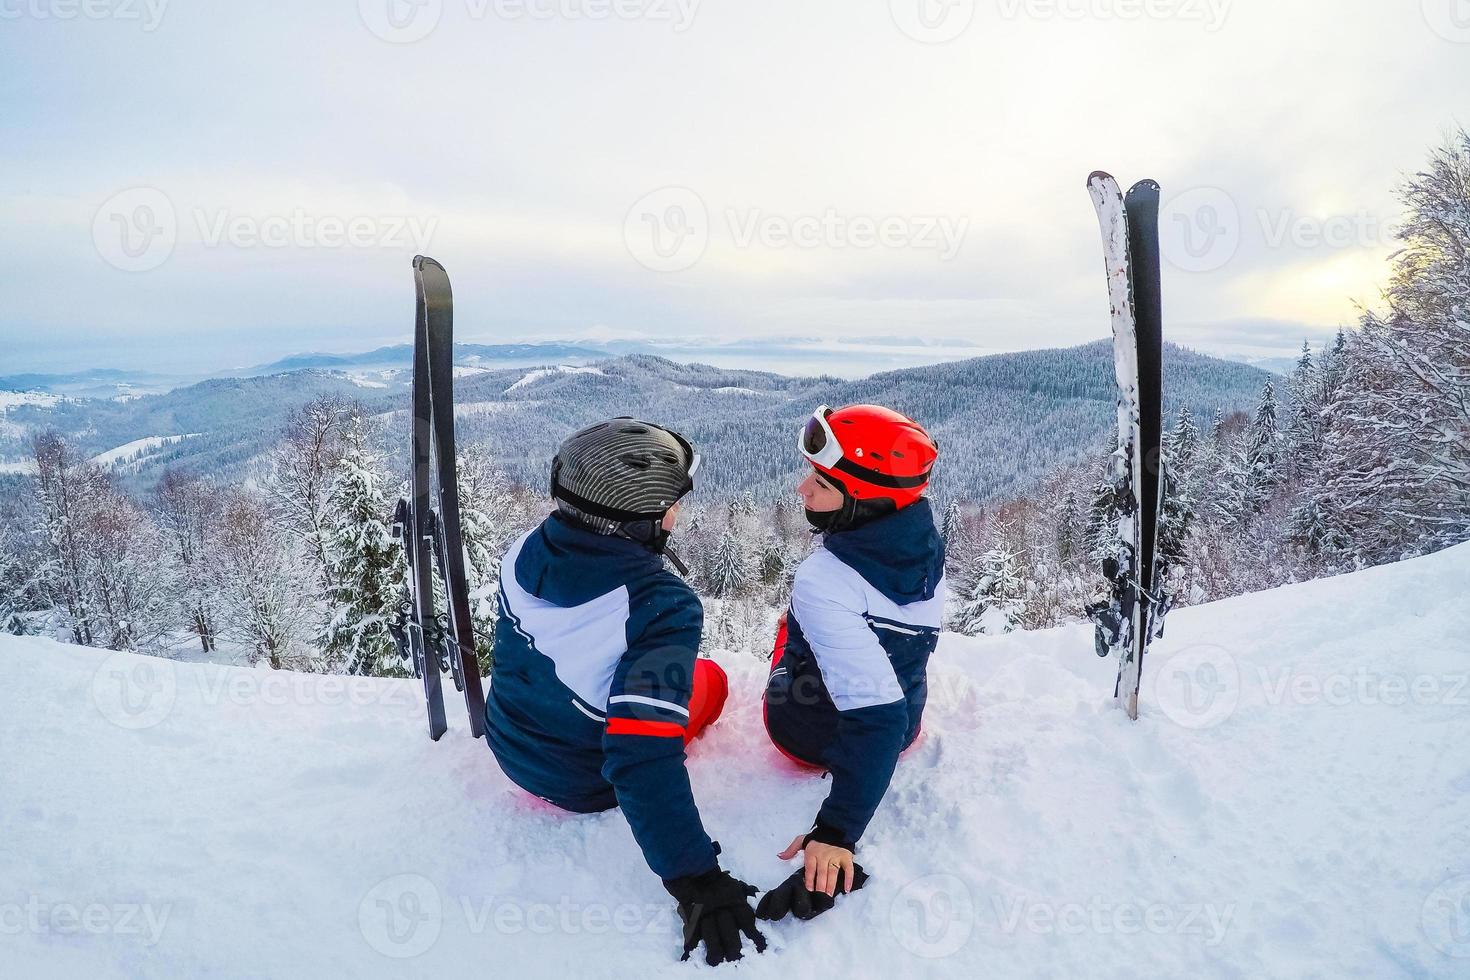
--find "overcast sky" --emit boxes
[1,0,1465,374]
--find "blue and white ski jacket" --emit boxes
[484,513,717,881]
[764,499,946,847]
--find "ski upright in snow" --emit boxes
[1085,172,1170,720]
[388,256,486,740]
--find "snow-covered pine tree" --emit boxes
[952,546,1025,635]
[320,418,405,676]
[940,497,964,549]
[1050,480,1084,570]
[0,516,34,634]
[1085,438,1128,565]
[1284,341,1319,481]
[1240,379,1283,516]
[707,520,753,599]
[1169,407,1201,480]
[757,535,787,587]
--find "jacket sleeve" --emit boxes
[790,563,908,846]
[600,576,719,882]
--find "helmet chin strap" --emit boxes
[614,518,690,576]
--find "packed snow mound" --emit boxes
[3,544,1469,979]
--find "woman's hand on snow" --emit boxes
[777,834,857,898]
[759,835,868,921]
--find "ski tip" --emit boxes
[1125,179,1161,197]
[413,255,445,273]
[1087,170,1115,185]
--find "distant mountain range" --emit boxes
[0,341,1273,504]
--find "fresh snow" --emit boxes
[506,365,606,392]
[2,544,1469,978]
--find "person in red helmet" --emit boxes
[755,404,947,924]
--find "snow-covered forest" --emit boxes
[2,129,1468,671]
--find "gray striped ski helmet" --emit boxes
[550,418,700,535]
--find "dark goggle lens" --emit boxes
[801,416,829,455]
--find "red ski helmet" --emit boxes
[798,404,937,508]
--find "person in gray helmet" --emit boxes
[484,417,765,966]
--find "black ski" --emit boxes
[388,256,486,740]
[390,259,449,740]
[1085,172,1169,720]
[1124,179,1165,692]
[419,256,487,739]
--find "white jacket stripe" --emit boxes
[608,694,690,719]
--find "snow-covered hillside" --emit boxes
[3,545,1468,979]
[90,434,201,470]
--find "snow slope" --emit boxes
[505,365,606,391]
[3,545,1469,979]
[91,434,201,470]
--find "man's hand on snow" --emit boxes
[662,865,766,966]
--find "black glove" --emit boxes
[756,863,868,922]
[663,866,767,965]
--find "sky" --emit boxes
[0,0,1466,375]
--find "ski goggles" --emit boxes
[799,405,845,469]
[669,428,701,483]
